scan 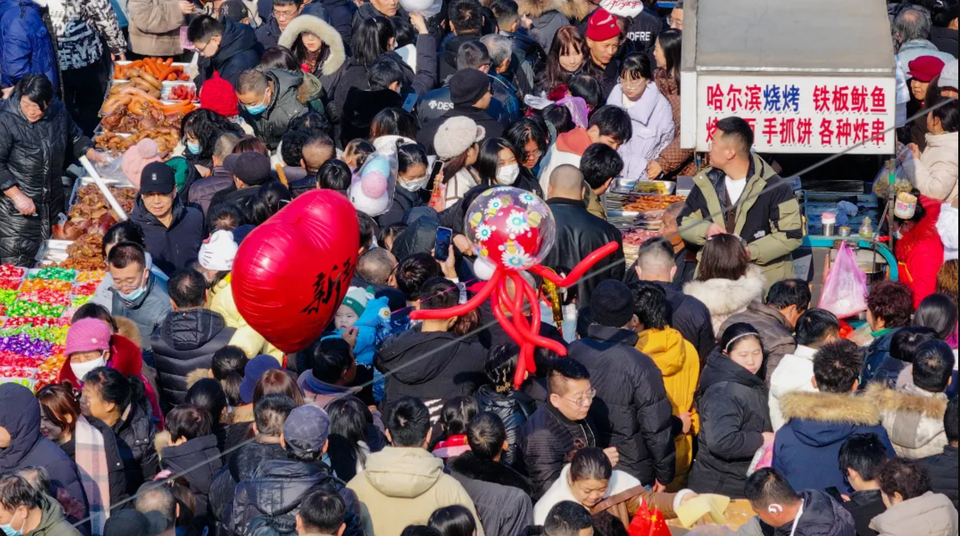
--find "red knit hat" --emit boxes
[200,72,239,117]
[586,8,620,42]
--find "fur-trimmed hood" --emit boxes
[683,265,766,318]
[517,0,591,21]
[866,383,950,456]
[781,391,882,426]
[865,383,950,418]
[448,452,532,495]
[115,316,143,349]
[186,368,212,391]
[278,15,346,76]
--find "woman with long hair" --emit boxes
[649,29,694,180]
[37,384,128,530]
[538,26,586,97]
[370,108,420,153]
[476,138,542,195]
[326,396,385,482]
[180,108,245,172]
[683,235,766,334]
[504,118,550,188]
[278,15,347,83]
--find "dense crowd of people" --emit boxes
[0,0,958,535]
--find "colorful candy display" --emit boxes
[0,264,105,390]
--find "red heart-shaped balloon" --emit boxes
[232,190,360,354]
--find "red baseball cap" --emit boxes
[587,8,621,42]
[907,56,946,82]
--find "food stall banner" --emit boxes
[688,75,896,154]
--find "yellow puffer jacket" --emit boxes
[208,275,283,362]
[637,327,700,482]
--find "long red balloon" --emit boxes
[409,268,503,320]
[530,242,620,288]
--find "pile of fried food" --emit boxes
[53,185,137,269]
[114,58,190,82]
[622,194,687,213]
[96,85,195,154]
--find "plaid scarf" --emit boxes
[75,416,111,536]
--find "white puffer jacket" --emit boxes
[905,131,958,205]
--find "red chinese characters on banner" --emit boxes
[704,82,890,149]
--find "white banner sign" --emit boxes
[688,75,897,154]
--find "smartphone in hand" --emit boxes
[435,226,453,262]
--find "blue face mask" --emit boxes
[1,509,25,536]
[186,141,202,155]
[245,92,269,116]
[118,281,147,302]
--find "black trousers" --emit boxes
[62,56,110,137]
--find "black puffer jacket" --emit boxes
[449,453,534,536]
[476,385,536,468]
[541,198,624,306]
[784,490,857,536]
[131,195,206,276]
[621,276,715,365]
[921,445,958,510]
[376,180,425,229]
[0,94,91,265]
[211,441,287,529]
[375,326,487,406]
[60,416,129,507]
[688,350,772,499]
[229,459,364,536]
[520,403,597,499]
[151,309,235,409]
[113,397,159,496]
[197,19,264,88]
[160,434,222,527]
[239,69,309,150]
[569,325,676,486]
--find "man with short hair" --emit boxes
[210,395,297,525]
[449,413,534,535]
[770,309,841,431]
[439,0,485,81]
[189,132,241,214]
[669,0,684,30]
[256,0,304,49]
[394,253,440,308]
[289,131,337,197]
[418,41,505,128]
[296,490,347,536]
[679,116,802,288]
[543,501,594,536]
[920,397,959,510]
[721,279,809,383]
[357,248,398,287]
[297,338,374,407]
[416,67,504,154]
[570,279,676,489]
[188,15,263,88]
[109,242,173,361]
[236,69,309,150]
[521,359,600,499]
[229,405,364,536]
[131,162,206,276]
[352,0,407,28]
[775,340,895,494]
[541,165,625,307]
[491,0,545,96]
[135,484,178,536]
[869,339,955,459]
[348,397,483,536]
[0,474,82,536]
[209,151,273,210]
[538,105,632,193]
[627,237,715,361]
[481,34,521,123]
[580,143,623,221]
[151,269,235,409]
[894,6,956,76]
[839,434,890,536]
[742,468,856,536]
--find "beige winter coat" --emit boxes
[347,447,485,536]
[683,265,766,336]
[905,131,958,204]
[865,383,950,460]
[870,492,958,536]
[126,0,183,56]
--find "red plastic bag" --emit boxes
[819,242,869,319]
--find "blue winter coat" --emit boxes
[861,328,904,389]
[774,390,896,495]
[0,0,58,88]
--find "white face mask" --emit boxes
[496,164,520,186]
[400,176,430,192]
[70,354,107,383]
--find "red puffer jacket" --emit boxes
[896,196,944,308]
